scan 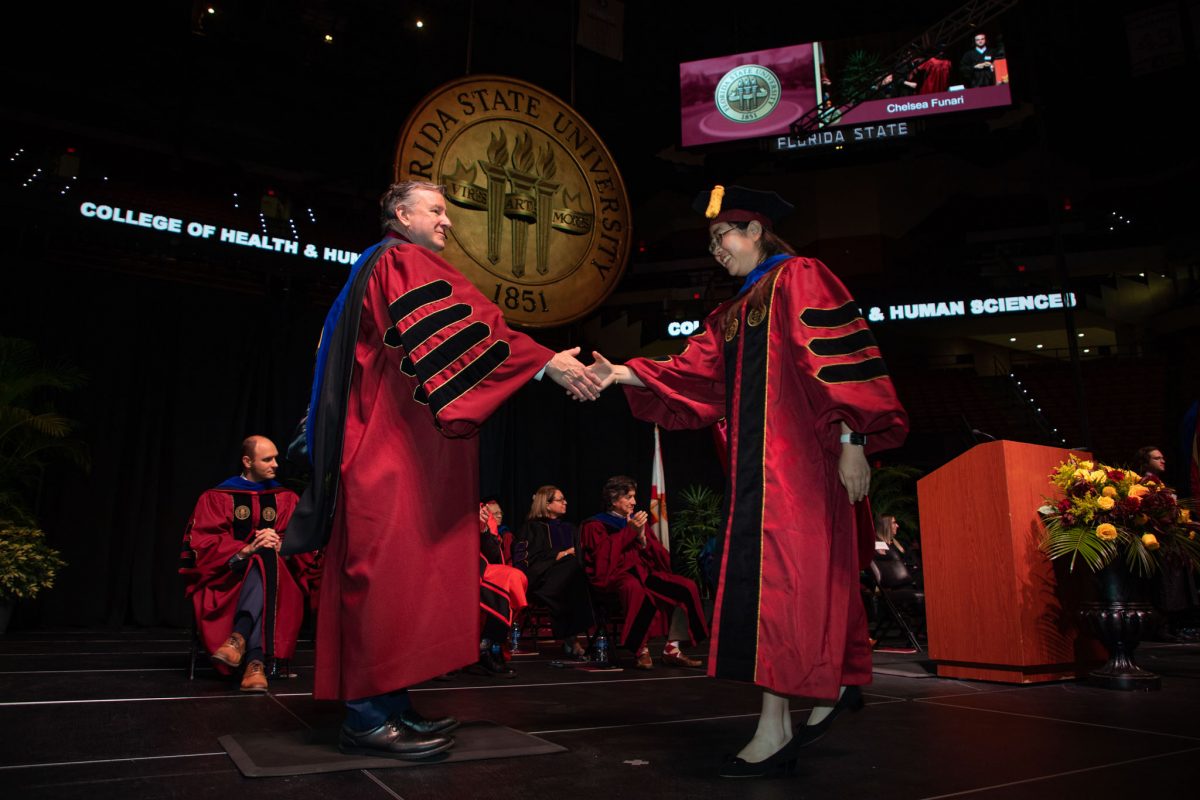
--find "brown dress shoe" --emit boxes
[239,659,269,692]
[634,648,654,670]
[212,632,246,668]
[660,651,703,668]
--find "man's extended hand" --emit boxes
[546,347,604,401]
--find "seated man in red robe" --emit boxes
[179,435,319,692]
[581,475,708,669]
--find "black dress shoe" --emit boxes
[792,685,865,747]
[478,649,517,678]
[396,708,460,735]
[717,738,800,779]
[338,718,454,760]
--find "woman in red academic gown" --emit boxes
[589,186,908,777]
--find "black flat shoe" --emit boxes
[717,738,800,779]
[793,685,865,747]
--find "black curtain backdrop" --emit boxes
[5,255,725,631]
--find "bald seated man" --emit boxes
[180,436,321,692]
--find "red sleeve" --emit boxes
[774,258,908,455]
[581,519,637,589]
[379,245,555,438]
[179,492,243,596]
[620,312,726,430]
[642,533,673,572]
[286,550,324,611]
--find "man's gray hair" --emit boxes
[380,180,445,233]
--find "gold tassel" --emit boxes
[704,185,725,219]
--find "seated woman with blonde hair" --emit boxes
[516,486,595,657]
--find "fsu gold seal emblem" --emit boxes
[394,76,631,327]
[234,505,251,521]
[261,507,277,523]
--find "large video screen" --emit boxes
[680,25,1012,145]
[814,30,1012,128]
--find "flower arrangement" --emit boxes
[0,525,66,601]
[1038,456,1200,577]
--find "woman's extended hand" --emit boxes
[838,444,871,504]
[587,352,645,390]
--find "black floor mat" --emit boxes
[219,720,567,777]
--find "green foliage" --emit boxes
[671,485,722,584]
[840,50,887,101]
[0,337,89,525]
[1042,518,1118,573]
[1039,455,1200,578]
[0,525,65,600]
[869,464,924,546]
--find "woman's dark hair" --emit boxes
[718,224,797,330]
[602,475,636,510]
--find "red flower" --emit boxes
[1108,470,1125,481]
[1057,498,1072,513]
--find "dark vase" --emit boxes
[1079,560,1160,691]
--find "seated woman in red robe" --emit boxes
[580,475,708,669]
[516,485,595,658]
[478,504,527,677]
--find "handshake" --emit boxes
[544,347,633,401]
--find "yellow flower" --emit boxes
[1095,523,1118,541]
[1073,469,1089,480]
[1096,496,1115,511]
[1128,485,1150,499]
[1141,533,1160,551]
[1191,531,1196,541]
[1080,460,1094,470]
[1102,486,1118,498]
[1181,510,1192,523]
[1089,470,1107,483]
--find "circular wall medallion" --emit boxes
[714,65,782,123]
[394,76,631,328]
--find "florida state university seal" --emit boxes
[395,76,631,328]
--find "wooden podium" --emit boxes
[918,440,1099,683]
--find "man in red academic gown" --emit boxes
[285,181,601,759]
[180,436,316,692]
[580,476,708,669]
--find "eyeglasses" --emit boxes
[551,496,566,503]
[708,225,743,254]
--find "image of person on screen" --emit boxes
[961,33,998,87]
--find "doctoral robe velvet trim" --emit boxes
[622,256,908,698]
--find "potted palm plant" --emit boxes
[0,337,85,632]
[671,485,723,596]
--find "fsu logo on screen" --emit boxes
[715,65,782,123]
[394,76,631,328]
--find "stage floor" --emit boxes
[1,629,1197,799]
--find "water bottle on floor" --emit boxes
[595,629,609,666]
